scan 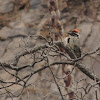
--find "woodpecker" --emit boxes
[64,29,81,58]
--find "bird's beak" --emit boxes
[68,32,71,35]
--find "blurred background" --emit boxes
[0,0,100,100]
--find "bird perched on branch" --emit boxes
[64,29,81,58]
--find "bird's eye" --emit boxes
[72,31,76,33]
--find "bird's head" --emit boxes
[68,29,80,37]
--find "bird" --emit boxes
[64,29,81,58]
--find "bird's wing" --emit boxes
[74,45,81,58]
